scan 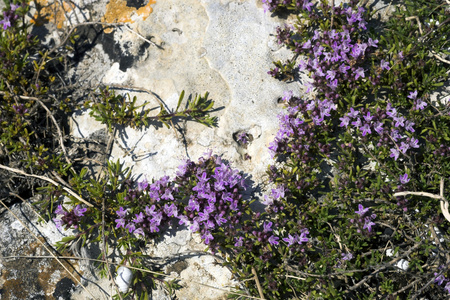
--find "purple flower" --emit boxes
[262,195,274,206]
[435,273,445,285]
[399,173,410,184]
[115,218,126,229]
[408,90,418,100]
[54,218,64,230]
[271,186,285,200]
[117,207,127,218]
[306,100,316,111]
[363,111,373,122]
[329,79,338,90]
[313,45,324,56]
[230,200,239,211]
[164,203,178,217]
[134,227,145,236]
[298,229,309,244]
[368,38,378,48]
[386,105,397,118]
[234,236,244,247]
[125,223,136,233]
[354,68,365,80]
[133,212,145,223]
[298,60,307,71]
[374,122,384,135]
[342,253,353,261]
[363,220,376,232]
[178,215,190,226]
[138,179,148,191]
[444,282,450,293]
[359,43,368,53]
[390,148,400,160]
[152,212,163,225]
[205,219,215,229]
[214,213,227,226]
[313,115,324,125]
[303,0,313,11]
[282,90,293,102]
[0,17,11,30]
[149,221,160,233]
[380,60,390,71]
[351,118,362,128]
[282,234,297,246]
[302,39,311,49]
[263,221,273,233]
[355,204,369,216]
[10,4,20,11]
[405,120,415,132]
[391,129,401,142]
[214,180,226,191]
[268,235,279,245]
[410,138,419,148]
[55,205,65,215]
[339,116,350,128]
[339,63,351,74]
[351,45,362,58]
[393,116,405,127]
[399,142,410,154]
[145,205,156,216]
[161,189,174,201]
[198,210,210,222]
[415,99,427,110]
[73,205,87,217]
[348,107,359,118]
[361,123,371,136]
[326,70,336,81]
[202,232,214,244]
[13,104,28,115]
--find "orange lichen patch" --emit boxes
[30,0,75,29]
[102,0,156,33]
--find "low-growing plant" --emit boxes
[86,88,218,132]
[2,0,450,299]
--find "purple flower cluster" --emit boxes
[297,27,378,96]
[336,252,353,268]
[268,94,331,160]
[339,101,420,161]
[176,153,247,247]
[269,3,376,99]
[0,4,20,30]
[399,173,410,185]
[282,228,309,247]
[53,204,87,230]
[232,211,310,264]
[115,176,180,237]
[408,90,428,111]
[262,185,286,212]
[351,204,376,234]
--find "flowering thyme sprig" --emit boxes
[53,204,87,230]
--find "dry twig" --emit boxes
[0,163,93,207]
[251,267,265,300]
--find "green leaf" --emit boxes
[176,90,185,111]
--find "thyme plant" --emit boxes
[1,0,450,299]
